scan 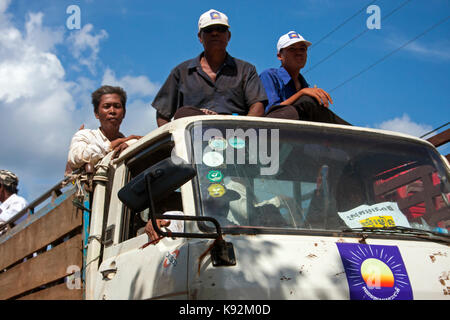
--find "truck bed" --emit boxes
[0,186,84,300]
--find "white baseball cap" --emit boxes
[198,9,230,31]
[277,31,311,53]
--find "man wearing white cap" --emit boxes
[0,170,28,229]
[260,31,350,124]
[152,9,267,127]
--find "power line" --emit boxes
[305,0,412,75]
[310,0,378,49]
[420,122,450,139]
[329,14,450,93]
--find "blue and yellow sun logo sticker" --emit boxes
[288,32,300,39]
[210,12,221,19]
[336,243,413,300]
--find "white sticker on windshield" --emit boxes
[337,202,411,229]
[202,151,224,167]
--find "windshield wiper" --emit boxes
[342,226,450,244]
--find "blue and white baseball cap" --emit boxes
[277,31,311,53]
[198,9,230,31]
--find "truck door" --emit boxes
[93,135,189,300]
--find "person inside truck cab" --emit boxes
[143,187,242,245]
[66,85,142,173]
[151,9,268,127]
[0,170,28,230]
[259,31,350,125]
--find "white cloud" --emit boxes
[373,114,432,138]
[0,7,91,201]
[120,99,157,137]
[0,0,11,15]
[0,47,66,103]
[403,41,450,61]
[0,3,159,202]
[67,24,108,74]
[25,12,65,52]
[102,68,160,97]
[101,68,160,136]
[387,35,450,61]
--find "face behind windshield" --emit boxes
[189,121,450,236]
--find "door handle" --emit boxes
[100,267,118,280]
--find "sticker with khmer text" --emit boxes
[337,243,413,300]
[337,202,410,229]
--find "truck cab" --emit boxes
[86,116,450,300]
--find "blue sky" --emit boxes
[0,0,449,202]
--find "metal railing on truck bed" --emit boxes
[426,128,450,162]
[0,179,84,300]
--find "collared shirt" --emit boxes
[0,193,28,223]
[151,52,268,118]
[259,66,309,112]
[68,128,133,170]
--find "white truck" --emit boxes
[1,116,449,300]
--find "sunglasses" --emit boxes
[202,25,228,33]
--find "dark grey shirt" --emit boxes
[151,52,268,118]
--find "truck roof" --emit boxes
[113,115,436,164]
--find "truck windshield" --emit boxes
[189,120,450,236]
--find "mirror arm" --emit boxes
[144,174,223,240]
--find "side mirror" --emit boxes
[118,156,235,266]
[118,155,224,239]
[118,156,196,212]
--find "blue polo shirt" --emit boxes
[259,66,309,113]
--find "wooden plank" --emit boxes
[427,128,450,147]
[17,283,83,300]
[393,184,442,217]
[0,187,76,243]
[373,166,434,196]
[0,234,82,300]
[0,194,82,270]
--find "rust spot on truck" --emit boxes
[299,265,305,275]
[430,252,447,263]
[438,271,449,296]
[306,253,317,259]
[197,241,216,276]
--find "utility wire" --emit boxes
[420,122,450,139]
[329,15,450,93]
[310,0,378,49]
[305,0,412,75]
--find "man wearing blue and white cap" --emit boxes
[260,31,350,124]
[152,9,267,127]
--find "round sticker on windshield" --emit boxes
[208,184,226,198]
[228,137,245,149]
[202,151,224,167]
[207,170,223,183]
[208,137,228,151]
